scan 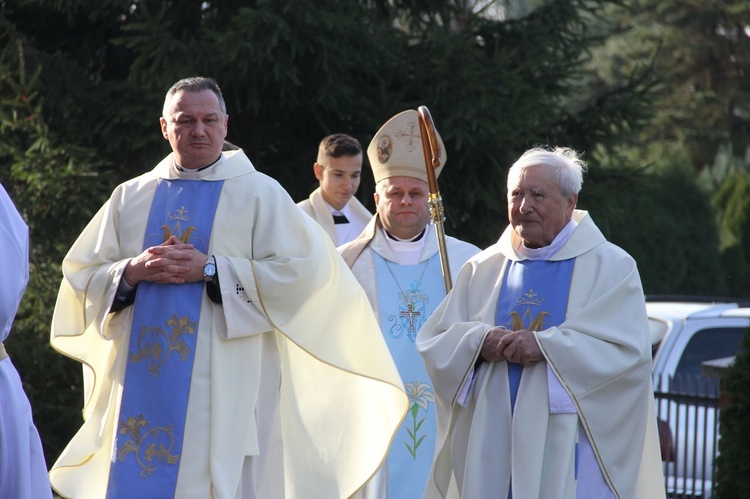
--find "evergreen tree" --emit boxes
[713,170,750,297]
[714,327,750,497]
[589,0,750,172]
[0,36,110,466]
[578,146,728,295]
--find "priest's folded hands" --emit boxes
[123,235,201,285]
[481,326,544,366]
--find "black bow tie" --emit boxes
[333,214,349,225]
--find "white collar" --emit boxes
[383,225,429,265]
[515,219,578,260]
[174,152,227,172]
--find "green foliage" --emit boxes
[579,146,727,295]
[713,170,750,297]
[0,28,112,467]
[383,0,656,245]
[714,327,750,498]
[698,143,750,193]
[589,0,750,172]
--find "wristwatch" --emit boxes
[203,255,217,283]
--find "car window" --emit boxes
[674,327,746,381]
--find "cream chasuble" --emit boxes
[416,210,665,499]
[50,150,408,499]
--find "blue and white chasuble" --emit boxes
[107,179,223,498]
[374,253,443,499]
[495,259,575,499]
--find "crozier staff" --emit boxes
[417,106,452,293]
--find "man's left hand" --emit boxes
[176,247,213,283]
[497,329,543,366]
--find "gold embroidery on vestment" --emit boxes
[116,415,180,478]
[510,289,550,331]
[129,314,196,376]
[160,221,196,243]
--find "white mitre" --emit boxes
[366,109,447,184]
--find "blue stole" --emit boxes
[495,259,575,499]
[107,179,224,498]
[374,253,443,499]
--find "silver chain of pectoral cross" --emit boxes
[384,257,431,306]
[384,257,432,336]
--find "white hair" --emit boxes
[507,146,587,196]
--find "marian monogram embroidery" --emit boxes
[508,288,550,331]
[147,205,208,252]
[129,314,197,377]
[162,206,196,243]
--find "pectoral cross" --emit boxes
[401,302,422,332]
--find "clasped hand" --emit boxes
[480,326,543,366]
[123,236,207,286]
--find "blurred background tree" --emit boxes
[1,0,749,470]
[714,327,750,498]
[584,0,750,297]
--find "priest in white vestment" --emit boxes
[340,110,480,499]
[417,147,665,499]
[0,183,53,499]
[48,77,407,499]
[298,133,372,246]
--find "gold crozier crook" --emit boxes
[417,106,452,293]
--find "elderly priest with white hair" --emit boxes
[416,146,665,499]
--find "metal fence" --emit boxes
[653,374,721,498]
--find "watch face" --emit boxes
[204,261,216,278]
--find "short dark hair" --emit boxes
[316,134,362,164]
[163,76,227,117]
